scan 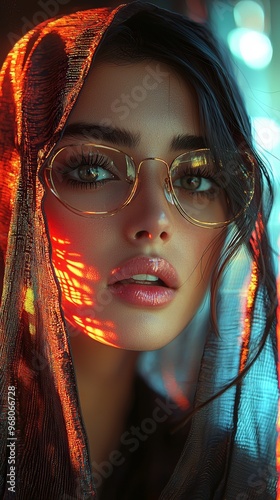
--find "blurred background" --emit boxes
[0,0,279,237]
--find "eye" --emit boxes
[55,150,120,188]
[71,164,115,183]
[175,175,214,191]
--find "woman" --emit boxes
[0,2,278,498]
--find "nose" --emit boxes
[123,159,174,244]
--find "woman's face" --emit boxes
[43,61,225,350]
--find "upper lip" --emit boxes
[108,256,180,289]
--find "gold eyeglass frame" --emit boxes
[43,143,255,229]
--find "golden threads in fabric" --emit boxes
[239,260,258,373]
[239,215,263,373]
[23,287,36,336]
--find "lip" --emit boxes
[108,256,180,307]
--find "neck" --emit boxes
[69,330,139,469]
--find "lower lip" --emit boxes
[108,283,176,307]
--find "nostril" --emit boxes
[135,230,152,240]
[160,231,168,241]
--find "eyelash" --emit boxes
[62,153,116,189]
[68,152,111,170]
[181,165,216,182]
[174,166,220,198]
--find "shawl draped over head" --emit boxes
[0,2,279,499]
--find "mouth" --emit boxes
[116,274,167,287]
[108,257,179,307]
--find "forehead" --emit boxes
[66,61,201,151]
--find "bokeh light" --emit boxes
[234,1,265,31]
[228,28,273,69]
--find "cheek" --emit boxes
[202,230,224,275]
[183,227,224,283]
[44,191,110,259]
[43,193,107,308]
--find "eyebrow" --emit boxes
[171,134,207,151]
[62,123,140,148]
[61,122,207,151]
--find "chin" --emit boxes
[65,303,196,351]
[102,325,185,351]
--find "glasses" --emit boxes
[44,143,255,228]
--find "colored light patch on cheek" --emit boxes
[72,315,117,346]
[49,234,117,346]
[55,268,92,306]
[50,234,100,306]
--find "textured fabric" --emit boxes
[0,3,279,499]
[0,7,123,499]
[159,245,278,499]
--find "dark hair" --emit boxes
[96,3,276,409]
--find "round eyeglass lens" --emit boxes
[49,144,136,213]
[169,150,254,226]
